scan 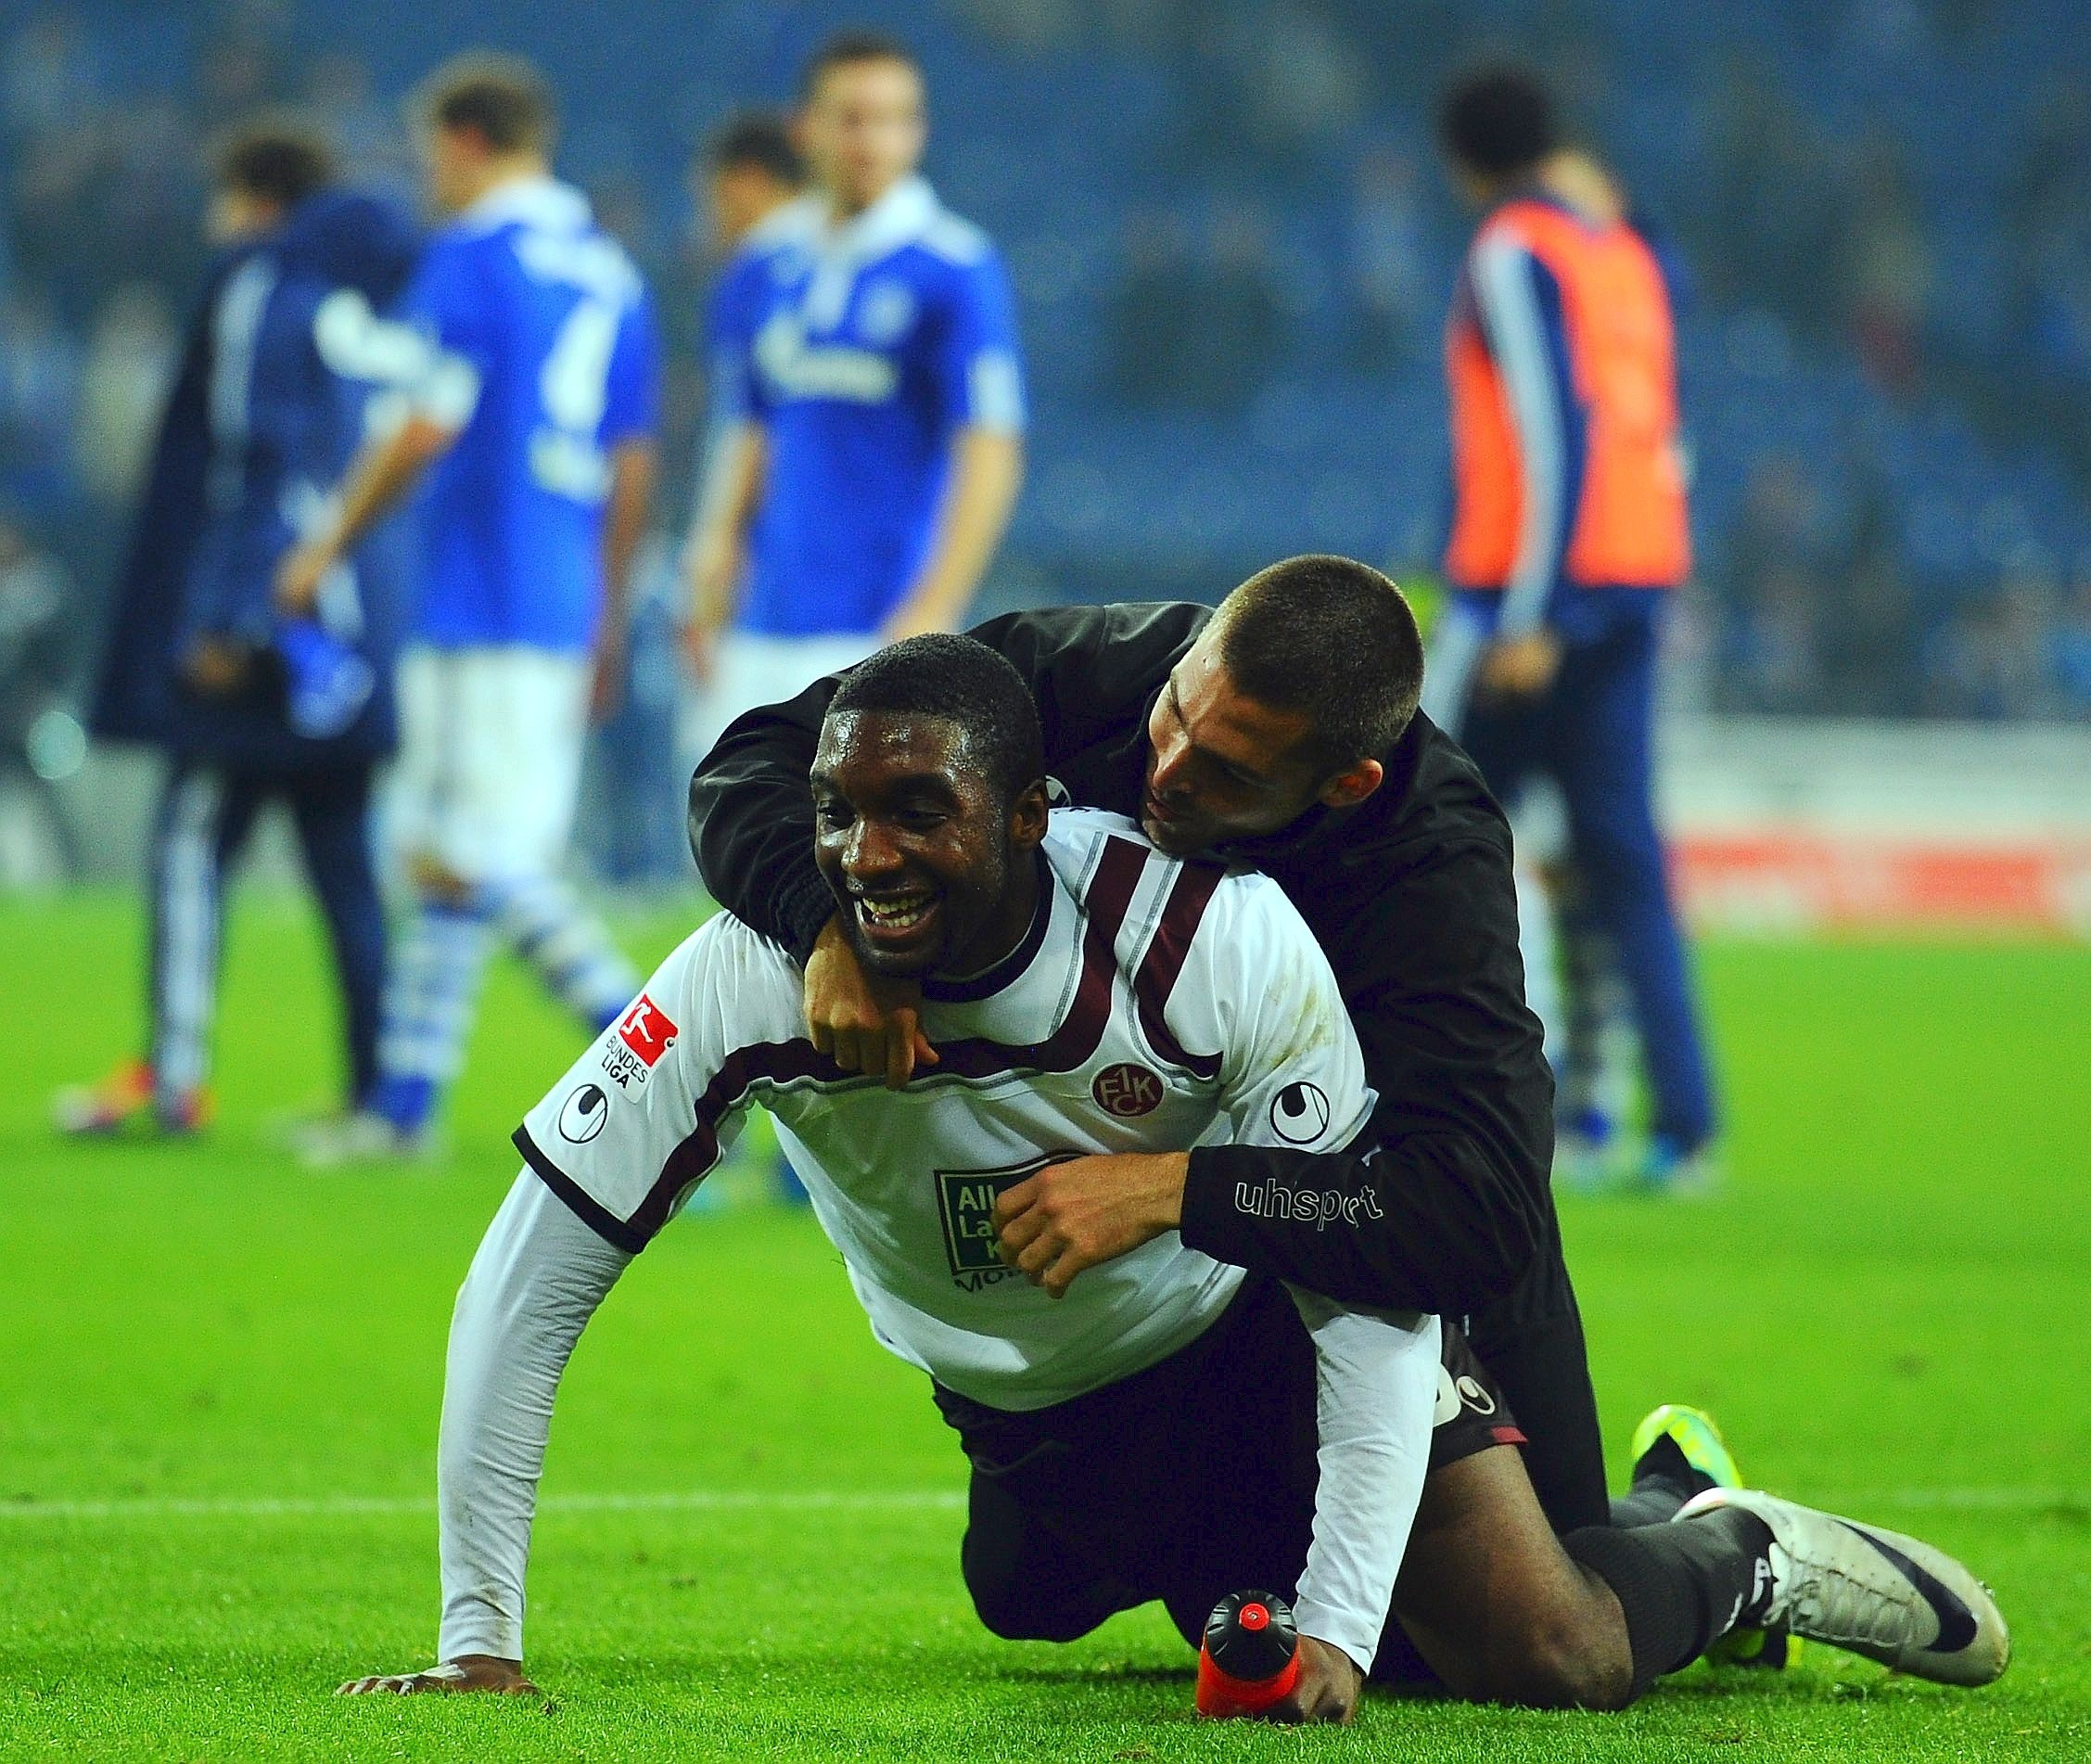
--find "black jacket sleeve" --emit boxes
[687,669,845,961]
[687,601,1207,960]
[1179,812,1555,1319]
[88,257,224,746]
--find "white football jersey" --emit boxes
[517,809,1376,1411]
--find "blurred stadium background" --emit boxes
[4,5,2090,1757]
[2,0,2088,923]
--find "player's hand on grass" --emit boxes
[1259,1636,1362,1725]
[274,537,337,617]
[1478,628,1562,697]
[336,1655,539,1697]
[993,1152,1187,1298]
[806,916,938,1089]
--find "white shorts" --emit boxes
[680,629,879,773]
[391,645,593,885]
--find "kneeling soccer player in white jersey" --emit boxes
[340,636,2008,1719]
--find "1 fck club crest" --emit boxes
[1091,1062,1163,1118]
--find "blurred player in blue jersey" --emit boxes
[675,109,802,764]
[692,110,806,385]
[277,57,659,1161]
[682,32,1026,756]
[57,120,418,1136]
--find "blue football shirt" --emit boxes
[716,176,1025,638]
[406,178,659,652]
[702,201,806,456]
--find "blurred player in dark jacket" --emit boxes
[58,119,419,1134]
[1422,67,1715,1189]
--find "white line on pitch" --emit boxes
[0,1488,967,1522]
[0,1486,2080,1524]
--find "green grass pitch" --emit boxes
[2,890,2087,1760]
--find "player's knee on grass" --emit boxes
[1475,1584,1634,1710]
[960,1520,1121,1643]
[963,1561,1111,1643]
[1391,1447,1635,1711]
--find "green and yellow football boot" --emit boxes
[1629,1403,1800,1669]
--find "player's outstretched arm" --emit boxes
[1283,1294,1438,1696]
[338,1655,539,1696]
[879,427,1023,642]
[338,1171,632,1697]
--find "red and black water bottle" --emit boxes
[1195,1590,1300,1718]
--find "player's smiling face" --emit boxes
[1140,628,1328,854]
[812,711,1047,980]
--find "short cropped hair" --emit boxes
[828,634,1045,809]
[1214,556,1424,767]
[801,29,920,100]
[419,52,556,155]
[706,109,803,186]
[214,116,336,209]
[1437,64,1558,178]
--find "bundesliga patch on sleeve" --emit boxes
[601,994,678,1091]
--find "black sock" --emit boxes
[1609,1433,1715,1528]
[1562,1507,1777,1700]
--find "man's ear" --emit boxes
[1009,779,1052,849]
[1317,758,1383,812]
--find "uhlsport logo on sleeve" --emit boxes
[602,994,679,1092]
[557,1082,610,1144]
[1269,1080,1330,1144]
[935,1154,1077,1292]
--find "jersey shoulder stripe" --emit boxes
[1131,857,1226,1080]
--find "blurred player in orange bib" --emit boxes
[1422,65,1714,1189]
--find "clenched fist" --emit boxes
[993,1151,1188,1298]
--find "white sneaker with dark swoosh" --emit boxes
[1677,1488,2009,1686]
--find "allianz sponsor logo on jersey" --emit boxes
[935,1152,1077,1293]
[754,309,901,405]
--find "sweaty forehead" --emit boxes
[815,709,972,787]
